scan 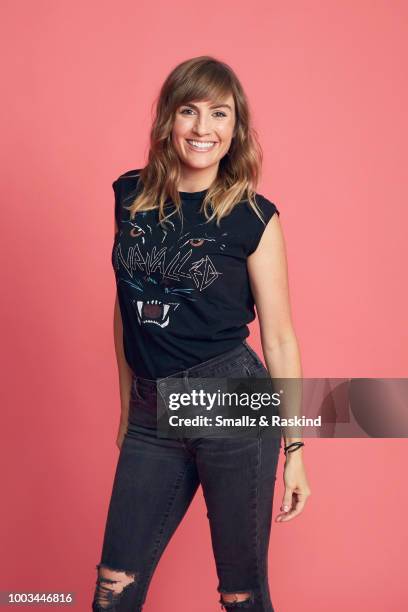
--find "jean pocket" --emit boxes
[130,379,156,404]
[242,358,270,378]
[130,381,141,402]
[243,341,264,364]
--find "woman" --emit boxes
[92,56,311,611]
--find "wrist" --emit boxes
[283,440,305,459]
[284,447,304,460]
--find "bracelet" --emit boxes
[284,441,304,455]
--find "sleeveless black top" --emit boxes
[111,169,280,379]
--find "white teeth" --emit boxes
[187,140,216,149]
[162,304,169,318]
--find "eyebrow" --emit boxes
[182,102,233,111]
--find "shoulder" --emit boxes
[113,168,142,189]
[116,168,142,181]
[246,193,280,220]
[239,192,280,256]
[112,168,143,202]
[112,169,143,224]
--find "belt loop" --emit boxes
[183,370,191,394]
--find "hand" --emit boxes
[275,450,311,522]
[116,418,128,451]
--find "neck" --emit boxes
[177,164,219,192]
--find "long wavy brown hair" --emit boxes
[125,55,265,228]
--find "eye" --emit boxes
[189,238,205,247]
[130,225,145,238]
[179,107,227,118]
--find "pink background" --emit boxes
[1,1,407,610]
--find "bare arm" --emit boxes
[247,213,311,522]
[113,218,134,436]
[247,213,303,445]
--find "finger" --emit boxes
[277,498,306,522]
[280,488,294,513]
[277,492,299,519]
[276,492,295,522]
[278,505,304,521]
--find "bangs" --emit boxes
[174,64,234,109]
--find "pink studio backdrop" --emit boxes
[1,1,407,611]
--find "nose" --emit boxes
[192,114,212,137]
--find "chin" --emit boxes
[182,151,222,167]
[180,157,215,170]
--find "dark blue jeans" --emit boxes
[92,340,282,611]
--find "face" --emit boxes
[171,94,236,172]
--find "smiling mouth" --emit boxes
[186,139,218,152]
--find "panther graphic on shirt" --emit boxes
[112,211,228,329]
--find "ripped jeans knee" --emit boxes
[219,590,255,609]
[92,563,138,611]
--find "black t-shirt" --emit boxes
[111,169,280,379]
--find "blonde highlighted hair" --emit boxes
[125,55,266,228]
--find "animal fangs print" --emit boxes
[136,298,171,328]
[113,214,228,329]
